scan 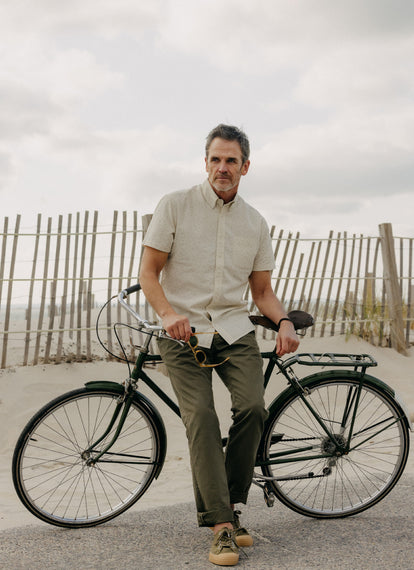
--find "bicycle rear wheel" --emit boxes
[12,387,166,528]
[260,376,409,518]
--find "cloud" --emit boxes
[0,0,164,39]
[251,107,414,198]
[159,0,414,73]
[295,40,414,112]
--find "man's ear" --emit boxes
[241,160,250,176]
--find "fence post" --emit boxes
[379,223,407,355]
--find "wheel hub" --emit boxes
[321,434,346,455]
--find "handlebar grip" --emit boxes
[124,283,141,295]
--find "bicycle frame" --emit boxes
[84,325,391,474]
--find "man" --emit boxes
[139,124,299,566]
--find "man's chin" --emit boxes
[211,181,235,193]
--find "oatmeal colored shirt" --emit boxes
[143,179,275,347]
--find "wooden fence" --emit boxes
[0,212,413,368]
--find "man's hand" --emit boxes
[162,312,192,342]
[276,321,300,357]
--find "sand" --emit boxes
[1,333,413,531]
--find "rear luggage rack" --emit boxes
[283,353,377,368]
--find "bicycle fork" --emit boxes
[82,391,133,466]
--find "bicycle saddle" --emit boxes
[249,310,314,332]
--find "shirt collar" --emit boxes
[201,178,239,209]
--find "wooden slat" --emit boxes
[44,215,62,363]
[69,213,80,340]
[330,233,347,337]
[321,232,340,337]
[300,242,315,312]
[280,232,300,306]
[34,217,52,365]
[360,237,372,341]
[379,223,407,354]
[341,234,356,335]
[306,241,321,319]
[115,211,128,354]
[371,238,383,344]
[106,211,118,354]
[126,212,138,356]
[0,218,9,367]
[288,253,304,312]
[311,234,331,338]
[140,214,153,322]
[56,214,72,363]
[273,232,291,298]
[86,211,98,361]
[351,235,364,335]
[24,214,42,365]
[1,215,21,368]
[76,212,89,359]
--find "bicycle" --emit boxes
[12,284,412,528]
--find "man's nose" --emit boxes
[218,161,228,171]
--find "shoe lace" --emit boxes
[217,528,236,548]
[218,529,248,559]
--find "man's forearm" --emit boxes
[139,273,174,320]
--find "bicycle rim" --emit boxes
[13,388,162,527]
[261,377,409,518]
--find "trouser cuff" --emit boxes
[197,507,235,528]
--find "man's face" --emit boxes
[205,137,250,202]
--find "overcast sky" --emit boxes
[1,0,413,237]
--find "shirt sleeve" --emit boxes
[142,194,177,253]
[252,218,275,272]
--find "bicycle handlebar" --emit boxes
[124,283,142,295]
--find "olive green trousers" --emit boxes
[158,331,268,527]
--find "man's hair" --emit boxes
[205,124,250,165]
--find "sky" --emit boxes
[1,0,413,238]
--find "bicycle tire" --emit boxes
[260,374,409,518]
[12,386,166,528]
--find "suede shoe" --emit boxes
[209,527,239,566]
[233,510,253,547]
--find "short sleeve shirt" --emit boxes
[143,179,275,347]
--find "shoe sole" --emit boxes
[208,552,239,566]
[235,534,253,547]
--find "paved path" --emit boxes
[1,474,413,569]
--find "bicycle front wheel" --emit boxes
[12,387,165,528]
[260,375,409,518]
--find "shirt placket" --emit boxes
[213,202,227,301]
